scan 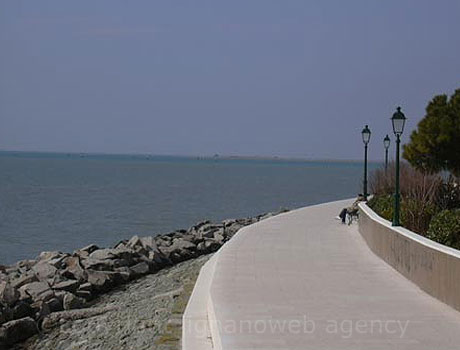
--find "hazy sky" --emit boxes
[1,1,459,161]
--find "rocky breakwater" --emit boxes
[0,210,286,348]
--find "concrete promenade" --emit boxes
[184,199,460,349]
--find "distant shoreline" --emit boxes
[0,150,382,164]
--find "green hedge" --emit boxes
[367,195,393,221]
[426,209,460,250]
[368,195,460,250]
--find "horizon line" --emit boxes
[0,148,385,164]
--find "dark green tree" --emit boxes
[403,89,460,176]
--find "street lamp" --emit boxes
[361,125,371,200]
[383,134,390,171]
[391,107,407,226]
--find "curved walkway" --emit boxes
[185,199,460,349]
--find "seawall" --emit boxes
[358,202,460,312]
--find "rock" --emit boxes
[46,256,68,269]
[113,246,137,261]
[173,239,196,251]
[179,233,194,241]
[196,241,206,253]
[258,212,275,221]
[10,273,38,290]
[63,293,85,310]
[0,282,19,306]
[11,302,34,320]
[222,218,236,226]
[129,262,149,277]
[225,222,243,236]
[15,260,36,270]
[75,244,99,258]
[63,256,87,282]
[82,244,100,253]
[75,290,92,300]
[52,279,80,293]
[126,235,159,255]
[148,250,168,265]
[0,317,38,347]
[155,237,171,247]
[45,297,63,313]
[89,248,116,260]
[80,257,115,271]
[19,282,54,302]
[86,270,114,291]
[213,232,224,244]
[0,307,7,326]
[204,239,222,253]
[113,240,127,249]
[112,258,129,268]
[126,235,143,251]
[192,220,211,231]
[32,261,58,281]
[32,300,51,319]
[37,251,68,269]
[78,282,92,292]
[73,283,93,301]
[140,236,159,252]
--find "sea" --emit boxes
[0,151,379,265]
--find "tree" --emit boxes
[403,89,460,176]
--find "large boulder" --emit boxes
[0,317,38,348]
[52,279,80,293]
[85,270,125,291]
[32,261,58,282]
[10,273,38,290]
[37,251,69,269]
[89,248,117,261]
[10,302,34,320]
[140,236,158,252]
[0,282,19,306]
[37,251,62,261]
[213,232,224,244]
[63,293,85,310]
[126,235,159,255]
[128,262,149,277]
[19,282,54,302]
[80,257,115,271]
[62,256,87,282]
[74,244,99,258]
[45,297,63,313]
[160,238,196,260]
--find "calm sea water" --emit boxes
[0,152,378,264]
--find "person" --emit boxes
[337,194,366,224]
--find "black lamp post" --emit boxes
[361,125,371,200]
[383,134,390,171]
[391,107,407,226]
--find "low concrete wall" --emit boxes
[359,202,460,312]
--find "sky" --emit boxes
[0,1,459,161]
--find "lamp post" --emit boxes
[361,125,371,200]
[383,134,390,171]
[391,107,407,226]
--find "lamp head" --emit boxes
[391,107,406,136]
[383,134,390,149]
[361,125,371,144]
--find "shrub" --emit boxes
[368,195,437,234]
[426,209,460,250]
[370,162,443,203]
[437,176,460,210]
[368,195,393,221]
[401,198,438,235]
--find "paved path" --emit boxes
[207,199,460,349]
